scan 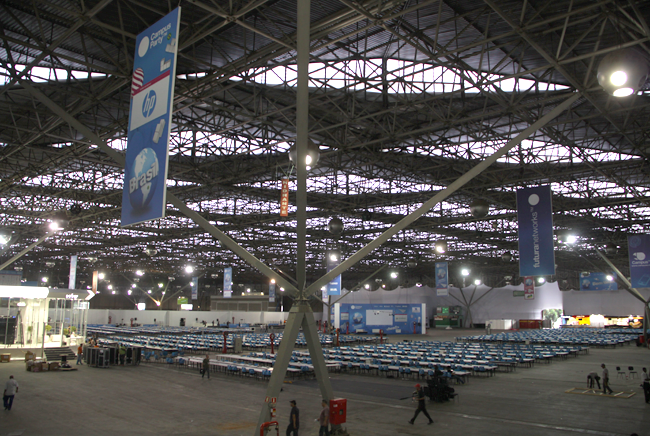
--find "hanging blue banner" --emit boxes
[191,276,198,300]
[435,261,448,296]
[223,267,232,298]
[628,235,650,288]
[121,8,181,226]
[327,251,341,295]
[517,185,555,277]
[579,272,617,291]
[269,282,276,303]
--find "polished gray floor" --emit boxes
[0,328,648,436]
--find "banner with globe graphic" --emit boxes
[121,8,181,226]
[628,234,650,288]
[517,185,555,277]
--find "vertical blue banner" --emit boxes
[628,235,650,288]
[517,185,555,276]
[191,276,198,300]
[121,8,181,226]
[223,267,232,298]
[327,251,341,296]
[435,261,448,296]
[269,282,276,303]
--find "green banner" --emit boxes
[513,290,525,297]
[177,297,188,305]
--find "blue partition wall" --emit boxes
[337,303,425,334]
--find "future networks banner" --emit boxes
[435,261,448,296]
[121,8,181,226]
[628,234,650,288]
[517,185,555,277]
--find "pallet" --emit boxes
[565,387,636,399]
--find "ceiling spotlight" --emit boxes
[364,283,371,290]
[597,48,650,97]
[329,253,339,262]
[41,277,48,283]
[45,261,56,268]
[131,283,136,288]
[127,290,132,295]
[158,283,164,288]
[107,284,113,290]
[434,241,447,254]
[48,211,69,232]
[0,230,11,245]
[280,287,285,292]
[537,277,546,284]
[135,270,144,276]
[461,268,470,277]
[474,279,481,285]
[148,290,152,294]
[288,139,320,168]
[112,290,116,295]
[98,272,105,280]
[144,246,157,256]
[606,274,614,282]
[415,282,423,287]
[185,265,194,274]
[566,235,577,244]
[390,271,399,279]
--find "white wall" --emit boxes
[84,309,289,326]
[562,288,650,316]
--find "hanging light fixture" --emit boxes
[288,139,320,168]
[597,48,650,97]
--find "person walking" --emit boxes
[408,383,433,425]
[119,344,126,365]
[3,375,19,411]
[642,367,650,403]
[318,399,330,436]
[202,354,210,379]
[286,399,299,436]
[76,344,84,365]
[602,364,613,394]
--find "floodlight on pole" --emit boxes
[597,48,650,97]
[434,240,447,254]
[185,265,194,274]
[288,139,320,168]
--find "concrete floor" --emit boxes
[0,328,648,436]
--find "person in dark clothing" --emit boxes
[587,371,601,389]
[408,384,433,425]
[642,367,650,403]
[286,400,299,436]
[602,363,613,394]
[202,354,210,379]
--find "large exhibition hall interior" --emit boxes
[1,1,650,435]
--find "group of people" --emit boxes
[588,364,650,402]
[284,399,330,436]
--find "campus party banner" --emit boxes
[517,185,555,277]
[327,251,341,296]
[191,276,198,300]
[579,272,617,291]
[121,8,181,226]
[435,261,448,296]
[223,267,232,298]
[628,234,650,288]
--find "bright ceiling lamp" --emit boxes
[597,48,649,97]
[434,240,447,254]
[0,229,11,245]
[288,139,320,168]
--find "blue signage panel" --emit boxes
[327,251,341,296]
[269,283,276,303]
[339,304,423,334]
[579,272,617,291]
[628,235,650,288]
[223,267,232,298]
[517,185,555,276]
[121,8,181,226]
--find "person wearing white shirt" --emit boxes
[601,364,613,395]
[3,375,19,411]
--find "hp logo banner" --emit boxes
[142,90,157,118]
